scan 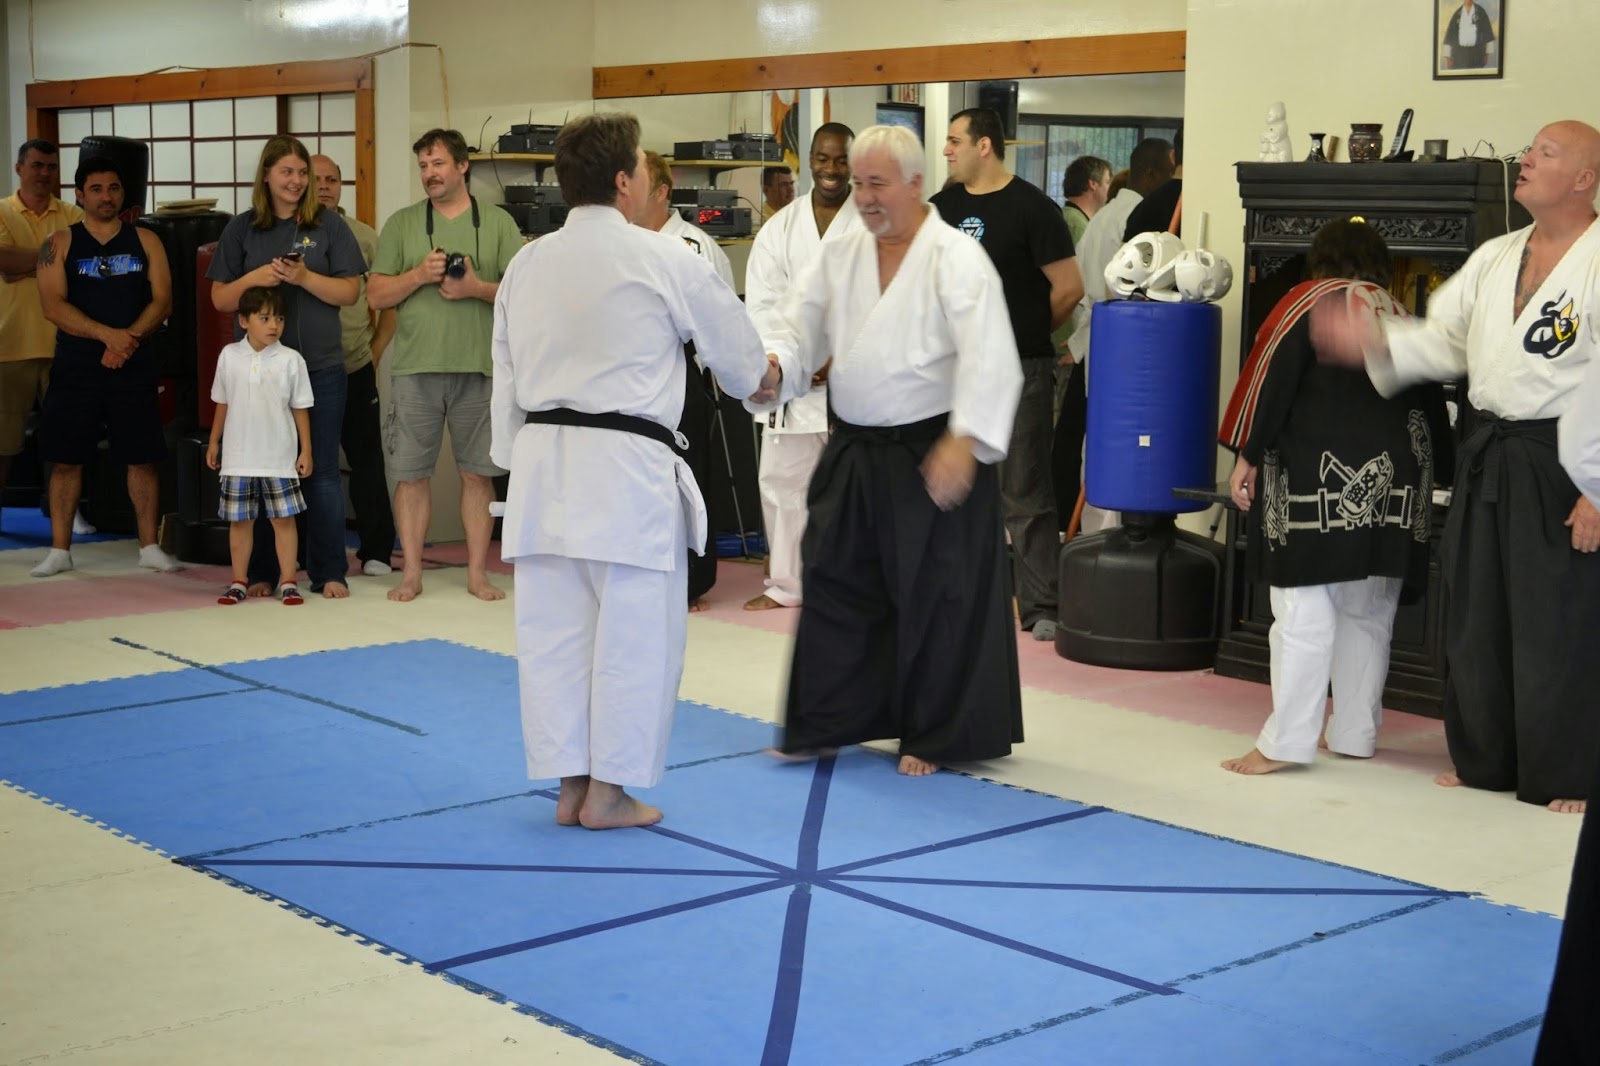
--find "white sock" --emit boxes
[72,513,97,536]
[362,558,393,576]
[138,544,184,572]
[31,548,74,577]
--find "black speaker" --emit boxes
[976,81,1019,142]
[77,135,150,219]
[137,211,232,387]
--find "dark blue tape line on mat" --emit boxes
[796,755,835,872]
[835,874,1465,898]
[819,806,1109,875]
[901,989,1160,1066]
[426,879,790,972]
[644,824,793,874]
[1167,897,1450,986]
[203,858,786,879]
[111,636,425,736]
[180,790,548,862]
[1431,1012,1545,1063]
[760,884,814,1066]
[0,688,254,729]
[820,880,1178,997]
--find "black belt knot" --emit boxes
[525,408,682,452]
[1459,413,1558,504]
[831,412,950,444]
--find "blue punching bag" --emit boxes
[1056,299,1226,670]
[1084,300,1222,513]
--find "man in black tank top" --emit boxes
[32,155,179,577]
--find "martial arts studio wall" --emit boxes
[1184,0,1588,458]
[588,0,1187,64]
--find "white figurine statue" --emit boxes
[1258,102,1293,163]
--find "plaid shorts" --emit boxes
[218,475,306,521]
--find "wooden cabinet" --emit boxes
[1214,160,1529,716]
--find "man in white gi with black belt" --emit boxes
[490,114,778,829]
[743,121,860,611]
[759,125,1024,777]
[1316,119,1600,814]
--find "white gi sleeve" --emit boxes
[751,252,829,413]
[671,258,767,402]
[743,218,789,343]
[489,251,524,472]
[1369,249,1480,396]
[705,237,736,291]
[1560,351,1600,506]
[938,238,1023,465]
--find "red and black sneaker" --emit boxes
[279,583,305,606]
[217,582,247,606]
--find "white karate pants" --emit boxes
[1259,576,1403,762]
[758,431,828,607]
[513,544,688,789]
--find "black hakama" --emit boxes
[1441,415,1600,804]
[679,351,718,604]
[780,415,1024,762]
[1534,745,1600,1063]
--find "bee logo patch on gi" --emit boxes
[957,217,985,241]
[1524,291,1580,360]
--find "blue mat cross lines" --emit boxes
[0,639,1561,1065]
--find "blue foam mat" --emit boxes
[0,638,1562,1066]
[0,505,129,550]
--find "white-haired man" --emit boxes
[758,124,1024,777]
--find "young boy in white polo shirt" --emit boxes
[206,286,314,605]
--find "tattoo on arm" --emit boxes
[36,236,58,271]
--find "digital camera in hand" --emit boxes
[442,251,467,279]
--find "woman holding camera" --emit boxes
[208,135,366,599]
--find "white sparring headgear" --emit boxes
[1172,248,1234,303]
[1105,231,1185,299]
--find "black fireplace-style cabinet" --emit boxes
[1213,160,1530,717]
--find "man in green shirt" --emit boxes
[368,128,523,603]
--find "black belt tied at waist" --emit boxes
[1458,413,1558,504]
[525,408,684,452]
[832,412,950,444]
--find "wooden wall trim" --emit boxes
[593,31,1185,98]
[355,82,377,227]
[25,58,373,110]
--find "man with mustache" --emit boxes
[368,128,523,604]
[759,124,1024,777]
[0,140,81,530]
[31,155,179,577]
[743,122,860,613]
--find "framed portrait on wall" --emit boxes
[1434,0,1503,80]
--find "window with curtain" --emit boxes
[1013,116,1182,204]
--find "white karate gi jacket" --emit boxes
[757,206,1022,464]
[491,205,768,571]
[1371,219,1600,419]
[745,195,864,435]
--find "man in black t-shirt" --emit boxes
[932,108,1083,641]
[1124,127,1184,241]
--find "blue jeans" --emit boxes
[247,364,348,589]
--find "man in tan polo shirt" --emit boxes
[0,140,83,514]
